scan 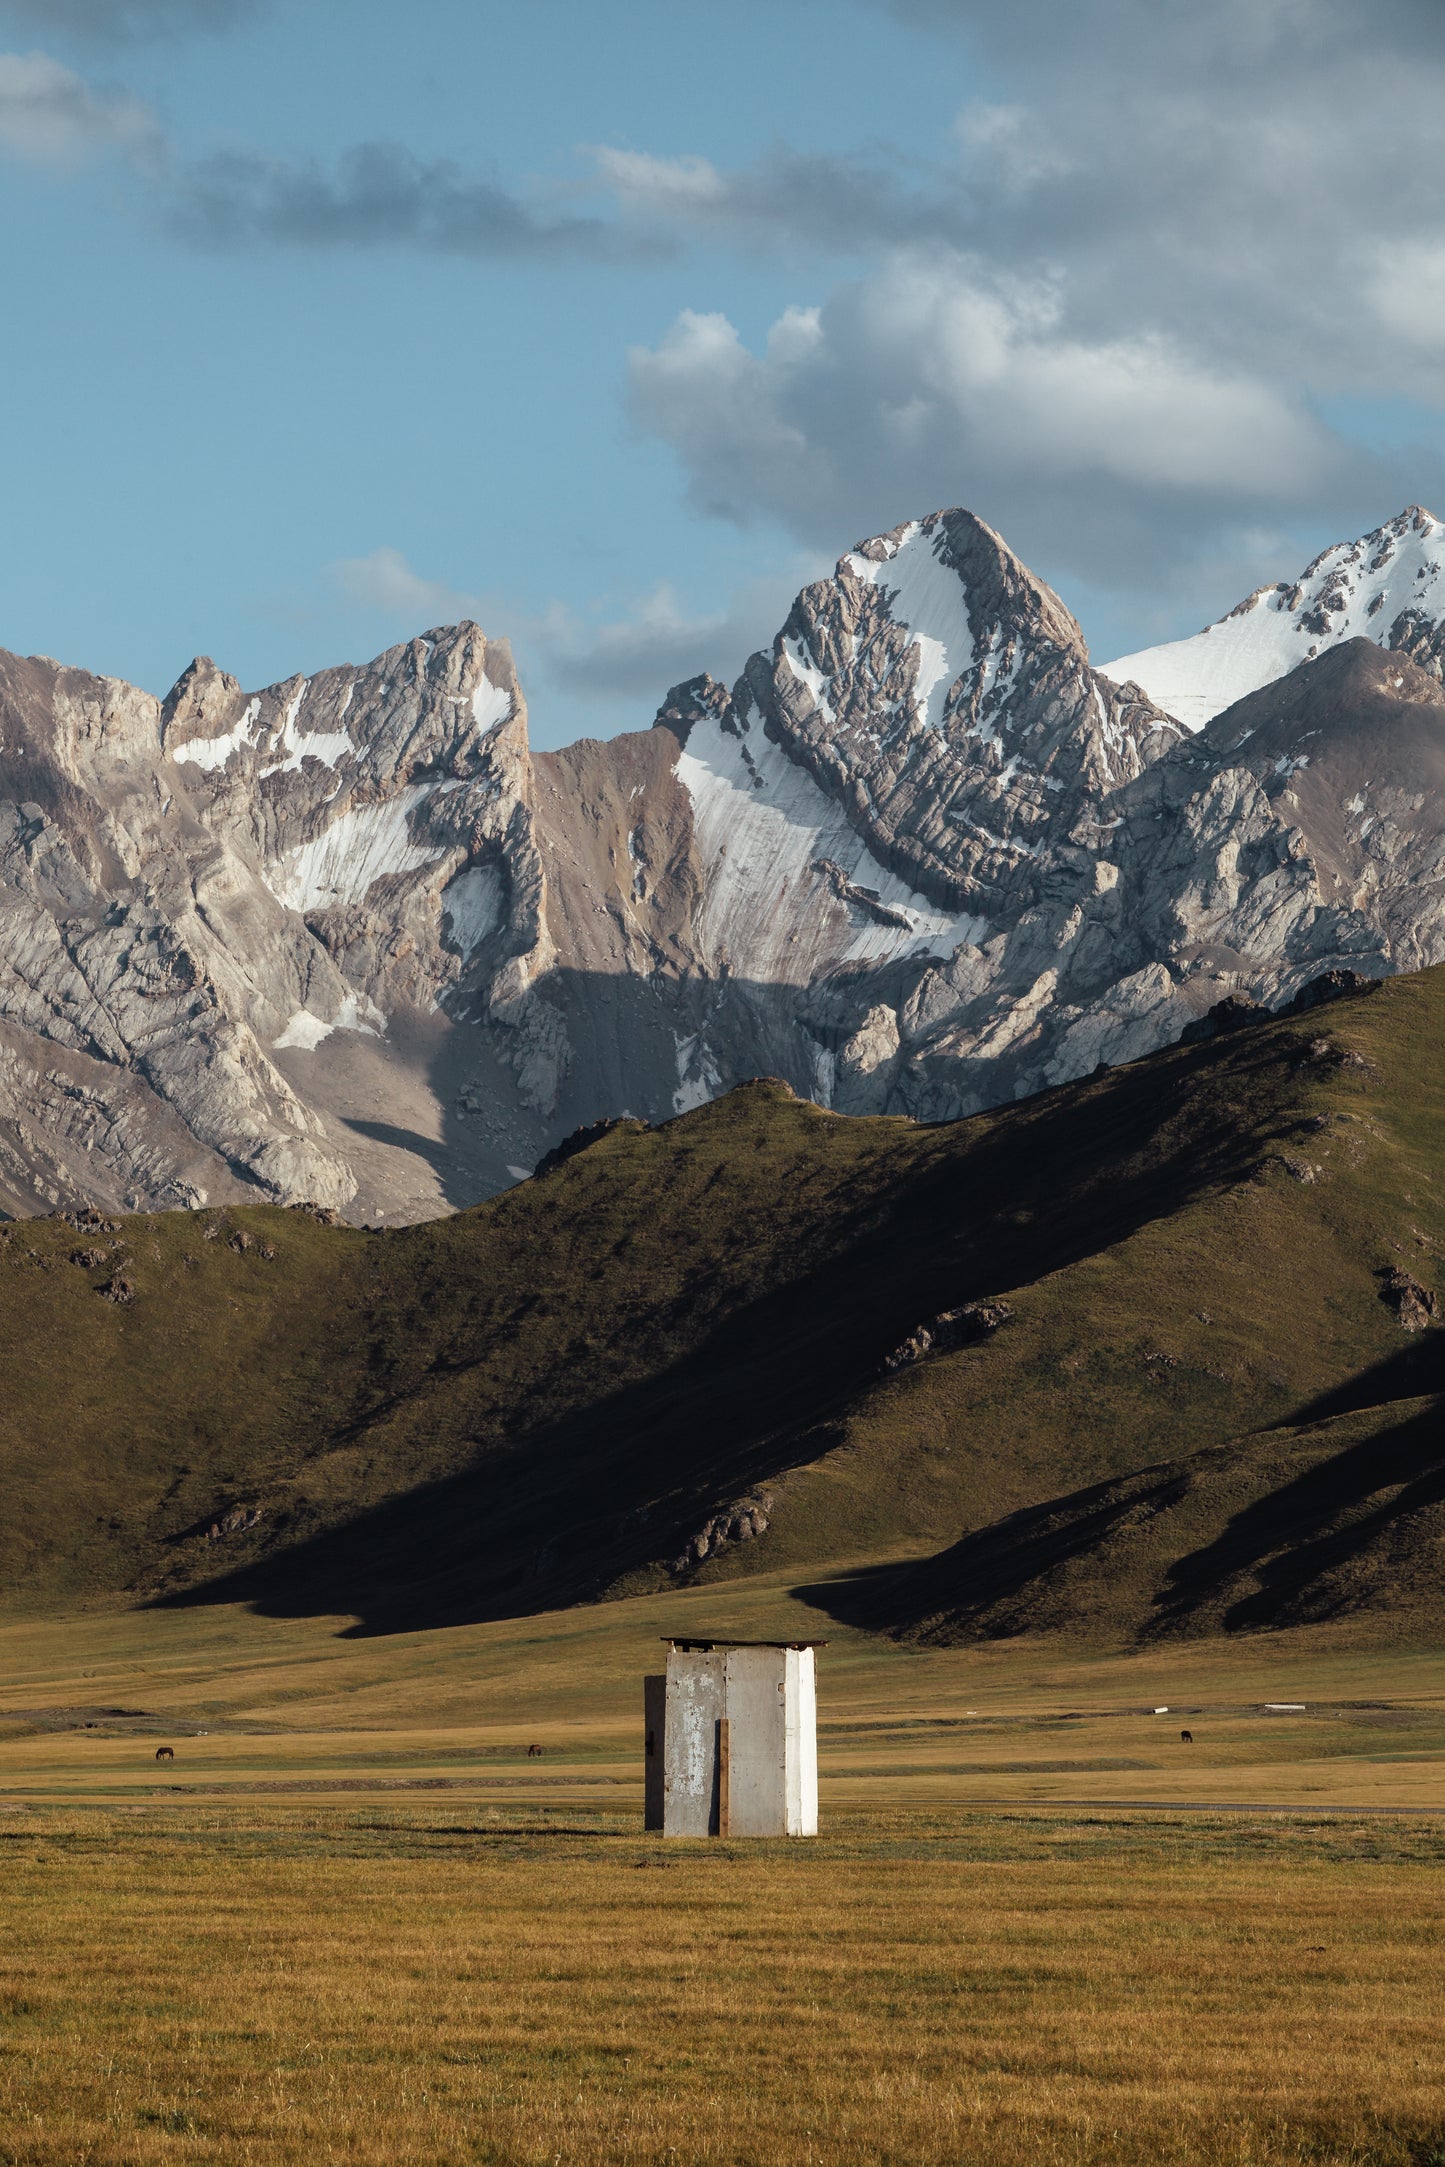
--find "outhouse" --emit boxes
[644,1638,822,1837]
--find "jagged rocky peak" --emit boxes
[160,620,524,785]
[0,614,555,1225]
[0,644,164,785]
[161,654,242,737]
[731,507,1181,916]
[1100,505,1445,731]
[652,673,730,743]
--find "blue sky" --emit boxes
[2,0,1444,746]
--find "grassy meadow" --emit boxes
[4,1804,1445,2167]
[2,967,1444,2160]
[1,1575,1444,2165]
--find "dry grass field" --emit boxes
[3,1804,1445,2167]
[1,1574,1444,2164]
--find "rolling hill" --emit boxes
[0,962,1440,1645]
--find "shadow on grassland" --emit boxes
[807,1393,1445,1647]
[156,1020,1312,1635]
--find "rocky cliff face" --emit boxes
[0,629,543,1217]
[738,509,1179,915]
[2,504,1444,1219]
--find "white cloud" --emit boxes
[618,0,1445,629]
[587,139,970,256]
[953,102,1072,190]
[0,0,255,35]
[537,565,819,702]
[0,48,155,168]
[329,547,478,624]
[628,251,1353,585]
[1365,243,1445,357]
[593,147,725,213]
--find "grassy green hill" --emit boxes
[0,966,1441,1641]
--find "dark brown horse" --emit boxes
[155,1746,175,1761]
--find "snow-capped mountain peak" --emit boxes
[737,508,1179,916]
[7,496,1445,1225]
[1098,505,1445,731]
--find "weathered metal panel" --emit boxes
[662,1647,725,1837]
[656,1641,820,1839]
[785,1646,819,1836]
[723,1646,789,1836]
[643,1673,666,1832]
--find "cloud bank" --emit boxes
[621,0,1445,612]
[14,0,1445,674]
[0,47,155,167]
[169,142,644,260]
[0,0,256,38]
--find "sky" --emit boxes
[3,0,1445,749]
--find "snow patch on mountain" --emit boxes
[273,990,386,1052]
[171,697,261,772]
[781,635,835,720]
[262,681,354,775]
[471,678,513,731]
[677,701,981,984]
[441,863,506,957]
[269,786,449,913]
[848,519,973,734]
[273,1008,333,1051]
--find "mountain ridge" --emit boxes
[1099,504,1445,729]
[2,503,1445,1221]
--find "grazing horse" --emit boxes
[527,1743,543,1758]
[155,1746,175,1761]
[1180,1730,1193,1744]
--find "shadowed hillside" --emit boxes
[822,1391,1445,1648]
[0,966,1441,1637]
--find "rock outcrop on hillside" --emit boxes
[2,504,1445,1219]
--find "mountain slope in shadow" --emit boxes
[0,964,1439,1636]
[819,1391,1445,1649]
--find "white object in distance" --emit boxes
[1263,1703,1306,1712]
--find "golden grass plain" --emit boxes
[1,1570,1444,2164]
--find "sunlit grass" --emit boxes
[2,1592,1444,2159]
[1,1806,1444,2165]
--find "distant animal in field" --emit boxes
[527,1743,543,1757]
[155,1746,174,1761]
[1180,1730,1193,1744]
